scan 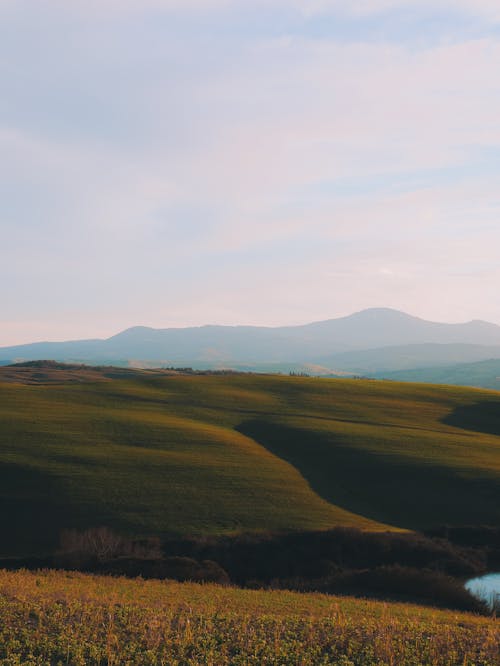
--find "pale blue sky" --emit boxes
[1,0,500,344]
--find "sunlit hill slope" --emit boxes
[1,364,500,556]
[0,569,498,665]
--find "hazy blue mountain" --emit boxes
[2,308,500,372]
[286,308,500,348]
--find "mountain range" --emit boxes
[3,308,500,387]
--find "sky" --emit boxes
[1,0,500,345]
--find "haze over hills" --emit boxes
[375,358,500,390]
[320,343,500,374]
[2,308,500,380]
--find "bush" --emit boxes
[55,527,161,569]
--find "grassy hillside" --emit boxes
[0,569,498,665]
[1,366,500,556]
[375,358,500,390]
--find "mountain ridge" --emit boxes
[2,308,500,373]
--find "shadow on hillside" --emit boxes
[0,464,76,556]
[442,401,500,437]
[0,464,122,558]
[236,420,500,530]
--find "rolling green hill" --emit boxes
[1,365,500,556]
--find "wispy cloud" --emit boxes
[1,1,499,344]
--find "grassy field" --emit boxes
[1,366,500,556]
[0,568,497,665]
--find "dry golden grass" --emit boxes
[0,569,498,665]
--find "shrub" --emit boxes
[55,527,161,569]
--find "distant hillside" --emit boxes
[2,367,500,556]
[375,358,500,390]
[321,343,500,374]
[2,309,500,374]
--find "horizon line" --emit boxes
[2,307,499,349]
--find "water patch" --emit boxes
[465,573,500,610]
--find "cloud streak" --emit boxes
[1,1,500,344]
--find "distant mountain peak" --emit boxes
[467,318,496,326]
[2,309,500,373]
[348,307,418,319]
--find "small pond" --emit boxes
[465,573,500,609]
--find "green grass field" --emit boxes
[1,366,500,556]
[0,569,498,665]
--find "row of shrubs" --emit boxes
[427,526,500,566]
[161,527,487,582]
[271,566,486,613]
[43,526,491,613]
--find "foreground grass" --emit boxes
[0,569,498,666]
[2,368,500,555]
